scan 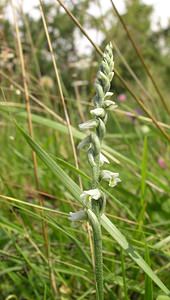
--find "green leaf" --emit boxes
[144,244,153,300]
[157,297,170,300]
[54,157,135,219]
[138,136,148,227]
[16,111,170,193]
[17,124,170,296]
[101,215,169,295]
[16,123,82,202]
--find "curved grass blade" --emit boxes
[17,123,170,296]
[101,215,170,296]
[16,111,170,193]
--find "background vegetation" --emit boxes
[0,0,170,299]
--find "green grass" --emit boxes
[0,1,170,299]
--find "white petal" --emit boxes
[80,188,101,202]
[101,170,121,187]
[79,120,97,131]
[104,92,114,99]
[89,188,101,200]
[80,191,89,202]
[90,108,105,117]
[101,170,113,179]
[100,153,110,165]
[104,100,117,110]
[68,210,86,221]
[109,177,121,187]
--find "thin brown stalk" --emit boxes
[0,70,65,124]
[11,1,58,296]
[55,0,170,142]
[116,71,170,142]
[0,194,67,216]
[95,0,159,113]
[39,0,82,189]
[73,84,85,122]
[39,0,95,269]
[115,109,170,130]
[2,70,169,136]
[110,0,170,115]
[2,181,81,206]
[55,0,103,55]
[20,7,42,79]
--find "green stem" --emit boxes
[90,144,104,299]
[85,43,114,299]
[87,209,103,300]
[92,154,100,188]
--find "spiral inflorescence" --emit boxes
[69,43,121,300]
[77,42,119,217]
[69,43,121,222]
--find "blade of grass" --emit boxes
[15,111,170,193]
[10,1,57,295]
[121,249,129,300]
[55,0,170,143]
[138,136,148,230]
[17,123,170,296]
[110,0,170,115]
[39,0,82,188]
[101,215,169,296]
[0,70,65,123]
[95,0,159,116]
[144,244,153,300]
[0,195,92,266]
[38,2,97,267]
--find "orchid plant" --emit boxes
[69,43,121,300]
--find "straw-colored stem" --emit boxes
[55,0,170,143]
[11,1,57,296]
[110,0,170,115]
[39,0,82,190]
[39,0,95,275]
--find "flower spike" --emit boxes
[100,170,121,187]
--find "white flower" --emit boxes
[109,72,114,81]
[80,188,101,205]
[100,170,121,187]
[104,100,117,110]
[90,108,105,117]
[104,92,114,99]
[100,153,110,166]
[79,119,97,131]
[68,210,86,222]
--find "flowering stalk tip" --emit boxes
[69,43,121,300]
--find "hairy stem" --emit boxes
[92,146,103,298]
[87,209,103,300]
[77,43,117,299]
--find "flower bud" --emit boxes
[90,108,105,118]
[100,153,110,166]
[104,92,114,99]
[104,100,117,110]
[79,119,97,131]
